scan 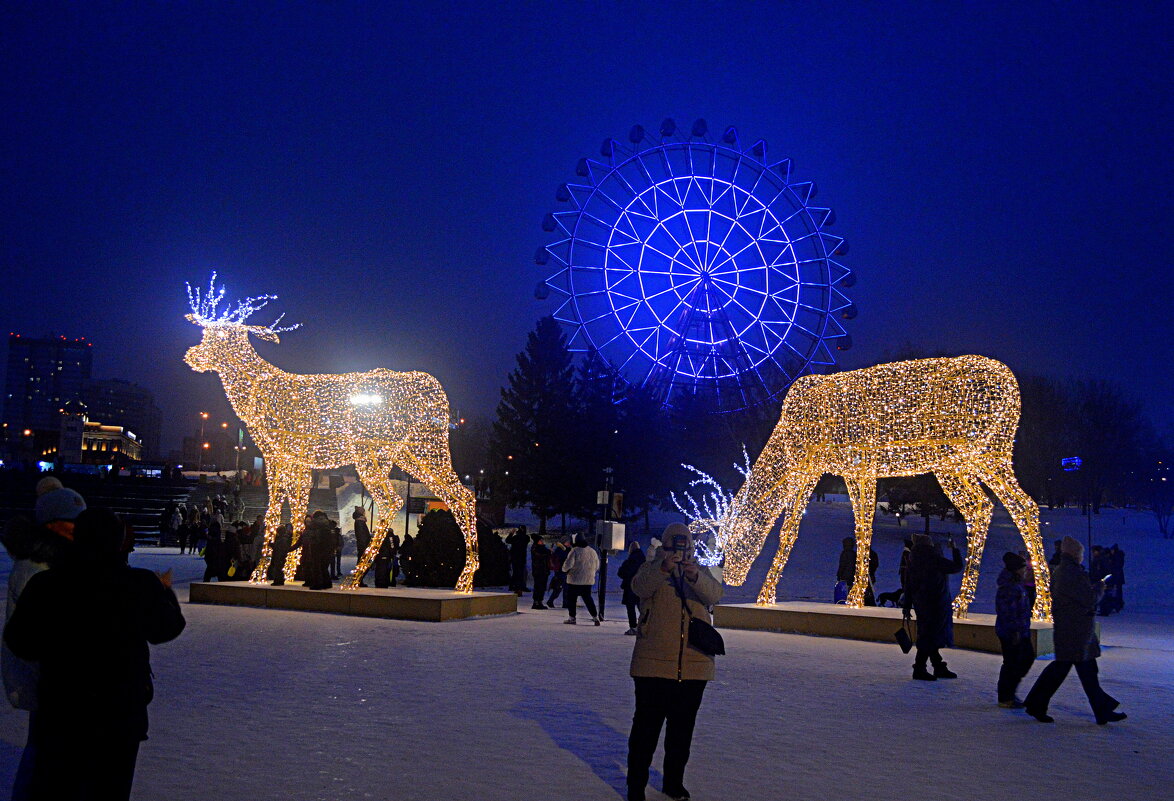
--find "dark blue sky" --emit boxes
[2,2,1170,452]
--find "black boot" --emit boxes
[912,665,936,681]
[933,662,958,679]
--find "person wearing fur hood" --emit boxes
[626,523,722,801]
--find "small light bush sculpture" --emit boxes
[183,275,479,592]
[671,448,752,567]
[720,355,1051,620]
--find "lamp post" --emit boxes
[597,467,615,620]
[197,412,209,471]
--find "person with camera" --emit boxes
[626,522,722,801]
[902,531,963,680]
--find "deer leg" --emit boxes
[843,475,878,608]
[756,474,819,606]
[250,457,286,583]
[280,463,313,583]
[341,457,404,590]
[400,450,479,594]
[981,461,1049,621]
[936,472,993,618]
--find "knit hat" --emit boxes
[1002,551,1026,571]
[34,488,87,524]
[35,476,64,496]
[1061,536,1083,559]
[660,522,693,555]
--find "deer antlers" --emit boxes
[185,272,301,339]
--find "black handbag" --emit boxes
[895,617,914,654]
[676,576,725,656]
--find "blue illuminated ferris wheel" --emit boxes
[537,119,856,414]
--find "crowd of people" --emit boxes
[1,480,1132,800]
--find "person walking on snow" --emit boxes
[562,534,600,625]
[530,534,551,609]
[995,551,1035,708]
[626,523,722,801]
[618,539,646,634]
[902,532,963,680]
[1023,536,1127,725]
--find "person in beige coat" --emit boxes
[626,523,722,801]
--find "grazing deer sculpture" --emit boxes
[719,356,1050,620]
[183,275,479,592]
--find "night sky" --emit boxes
[2,2,1170,453]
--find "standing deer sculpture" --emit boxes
[183,275,479,592]
[719,355,1051,620]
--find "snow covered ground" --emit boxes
[0,503,1170,800]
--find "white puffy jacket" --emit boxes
[561,545,600,586]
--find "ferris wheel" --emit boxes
[537,119,856,413]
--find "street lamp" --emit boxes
[197,412,209,471]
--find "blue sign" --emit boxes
[1061,457,1083,472]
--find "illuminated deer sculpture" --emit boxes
[719,356,1050,620]
[183,275,479,592]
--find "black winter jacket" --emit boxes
[4,558,185,741]
[903,542,962,649]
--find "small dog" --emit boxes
[876,588,904,608]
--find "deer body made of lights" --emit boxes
[183,276,479,592]
[719,355,1050,620]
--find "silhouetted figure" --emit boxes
[4,508,186,800]
[902,532,963,680]
[508,526,530,595]
[618,540,646,634]
[530,535,551,609]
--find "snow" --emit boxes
[0,503,1170,800]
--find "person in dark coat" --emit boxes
[268,524,291,585]
[618,540,646,634]
[4,508,186,800]
[507,526,530,595]
[373,532,399,589]
[995,552,1035,708]
[1024,536,1126,724]
[221,522,241,581]
[302,512,334,590]
[352,507,371,584]
[836,536,855,585]
[1047,539,1063,568]
[202,515,223,582]
[546,538,569,606]
[898,538,913,591]
[330,522,343,580]
[530,535,551,609]
[902,532,963,680]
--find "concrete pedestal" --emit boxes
[189,582,517,621]
[713,601,1055,655]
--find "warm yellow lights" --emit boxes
[183,276,479,593]
[721,356,1051,621]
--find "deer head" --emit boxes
[718,452,792,586]
[183,273,300,373]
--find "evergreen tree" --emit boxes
[488,317,577,535]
